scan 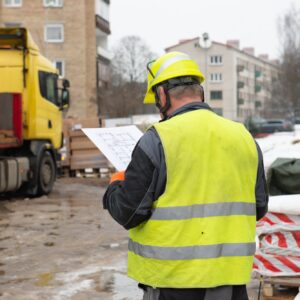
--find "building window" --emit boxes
[210,90,223,100]
[98,60,110,83]
[45,24,64,43]
[39,71,59,106]
[53,60,65,77]
[3,0,22,7]
[44,0,63,7]
[210,55,222,65]
[210,73,223,82]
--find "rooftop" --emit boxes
[165,37,279,67]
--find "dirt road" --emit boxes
[0,178,263,299]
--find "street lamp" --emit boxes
[201,32,211,101]
[203,33,209,97]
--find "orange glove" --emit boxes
[110,171,125,183]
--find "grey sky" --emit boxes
[110,0,298,59]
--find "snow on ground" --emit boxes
[255,126,300,171]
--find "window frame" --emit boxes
[43,0,63,7]
[3,0,22,7]
[53,59,65,78]
[38,70,60,107]
[209,55,223,65]
[210,90,223,100]
[210,73,223,83]
[44,24,64,43]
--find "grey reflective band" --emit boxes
[151,55,191,83]
[151,202,256,220]
[129,239,256,260]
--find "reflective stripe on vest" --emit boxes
[150,54,190,84]
[151,202,256,220]
[129,239,256,260]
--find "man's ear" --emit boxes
[158,86,167,107]
[200,85,205,102]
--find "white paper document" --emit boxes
[82,126,143,171]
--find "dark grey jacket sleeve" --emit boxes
[102,129,163,230]
[255,142,268,220]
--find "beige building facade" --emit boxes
[0,0,111,118]
[166,38,279,121]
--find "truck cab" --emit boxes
[0,27,70,195]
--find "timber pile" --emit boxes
[62,117,111,176]
[262,276,299,299]
[0,129,18,145]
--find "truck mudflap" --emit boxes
[0,157,29,193]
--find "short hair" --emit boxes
[168,84,204,100]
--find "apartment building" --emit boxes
[166,38,279,121]
[0,0,111,118]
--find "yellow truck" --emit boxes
[0,27,70,196]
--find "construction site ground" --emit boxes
[0,177,297,300]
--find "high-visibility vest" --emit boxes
[128,109,258,288]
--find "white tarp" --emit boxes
[268,194,300,215]
[82,126,143,171]
[256,130,300,171]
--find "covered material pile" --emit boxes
[267,158,300,195]
[254,195,300,276]
[254,129,300,276]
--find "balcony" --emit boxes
[255,70,262,78]
[97,46,113,61]
[237,81,245,89]
[96,15,110,34]
[255,85,262,93]
[238,98,244,105]
[237,65,245,73]
[255,101,262,108]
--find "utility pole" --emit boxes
[201,32,210,100]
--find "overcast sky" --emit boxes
[110,0,298,59]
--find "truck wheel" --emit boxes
[37,151,56,196]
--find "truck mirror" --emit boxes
[61,89,70,109]
[62,79,70,88]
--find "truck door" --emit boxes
[37,71,62,149]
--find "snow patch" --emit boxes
[112,273,142,300]
[54,279,93,300]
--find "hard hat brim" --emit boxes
[143,71,205,104]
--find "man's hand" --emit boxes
[110,171,125,184]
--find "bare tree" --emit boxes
[112,36,156,82]
[99,36,157,118]
[270,5,300,117]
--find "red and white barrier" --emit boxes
[254,210,300,276]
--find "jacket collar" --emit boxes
[166,101,213,120]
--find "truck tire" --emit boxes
[37,151,56,196]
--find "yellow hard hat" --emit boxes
[144,51,205,104]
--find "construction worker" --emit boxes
[103,51,268,300]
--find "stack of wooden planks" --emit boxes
[262,276,300,299]
[0,129,18,146]
[62,117,110,176]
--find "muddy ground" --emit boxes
[0,177,291,300]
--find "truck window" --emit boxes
[39,71,59,106]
